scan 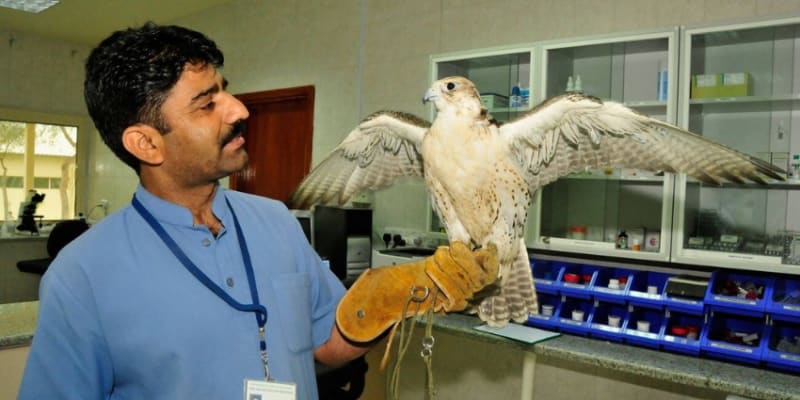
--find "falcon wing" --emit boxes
[499,92,784,192]
[288,110,430,210]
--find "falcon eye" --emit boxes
[446,82,456,90]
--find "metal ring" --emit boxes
[422,336,435,348]
[420,347,433,358]
[410,285,430,302]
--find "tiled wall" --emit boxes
[3,0,800,234]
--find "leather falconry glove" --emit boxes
[336,241,499,343]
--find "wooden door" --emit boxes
[231,86,314,204]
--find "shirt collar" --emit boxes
[134,183,231,228]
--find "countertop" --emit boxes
[3,303,798,399]
[429,313,800,400]
[0,301,37,348]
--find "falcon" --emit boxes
[288,76,784,327]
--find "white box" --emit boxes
[480,93,508,109]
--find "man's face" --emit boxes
[157,63,250,186]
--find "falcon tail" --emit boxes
[476,239,538,327]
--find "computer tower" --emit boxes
[312,206,372,280]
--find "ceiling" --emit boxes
[0,0,236,46]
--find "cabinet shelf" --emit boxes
[623,100,668,108]
[689,93,800,105]
[490,105,533,114]
[564,174,665,184]
[687,180,800,190]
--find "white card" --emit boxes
[244,379,296,400]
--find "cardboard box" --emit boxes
[480,93,508,109]
[719,72,751,97]
[690,74,720,98]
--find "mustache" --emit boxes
[221,120,247,146]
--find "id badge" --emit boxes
[244,379,296,400]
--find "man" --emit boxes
[19,23,497,399]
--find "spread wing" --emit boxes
[288,110,430,209]
[500,93,785,192]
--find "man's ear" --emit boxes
[122,125,164,166]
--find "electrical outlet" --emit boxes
[384,226,426,248]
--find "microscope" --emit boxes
[17,190,45,235]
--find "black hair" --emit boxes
[84,22,224,172]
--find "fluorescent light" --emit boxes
[0,0,59,13]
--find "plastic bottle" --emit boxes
[510,83,522,107]
[616,230,628,249]
[520,87,530,106]
[566,76,574,92]
[657,63,669,101]
[574,75,583,92]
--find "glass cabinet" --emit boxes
[425,18,800,276]
[528,30,679,262]
[672,17,800,274]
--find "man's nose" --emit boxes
[226,92,250,123]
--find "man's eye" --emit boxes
[201,102,216,111]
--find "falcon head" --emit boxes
[423,76,484,117]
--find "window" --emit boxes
[0,119,78,222]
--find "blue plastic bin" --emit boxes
[627,271,670,309]
[766,277,800,322]
[705,271,773,317]
[525,292,561,330]
[555,296,592,336]
[623,306,664,349]
[557,263,597,300]
[592,267,633,304]
[531,259,563,295]
[762,319,800,373]
[701,310,766,365]
[589,301,627,342]
[661,310,705,356]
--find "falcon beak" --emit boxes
[422,88,438,104]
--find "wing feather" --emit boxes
[287,111,429,209]
[500,93,785,192]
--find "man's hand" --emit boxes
[426,242,498,312]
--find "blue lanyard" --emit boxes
[131,194,272,379]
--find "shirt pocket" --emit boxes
[271,272,313,353]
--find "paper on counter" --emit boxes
[474,323,560,344]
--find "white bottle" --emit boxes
[574,75,582,92]
[566,76,574,92]
[657,63,669,101]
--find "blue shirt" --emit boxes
[19,185,345,399]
